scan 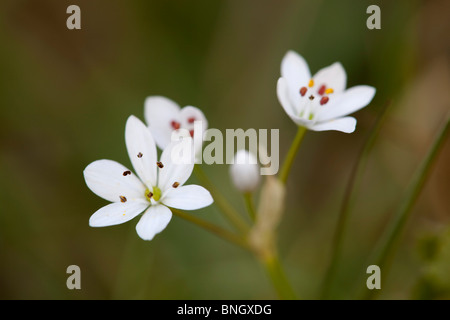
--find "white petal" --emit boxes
[162,185,213,210]
[84,159,146,203]
[144,96,181,150]
[158,140,194,192]
[317,85,376,122]
[309,117,357,133]
[179,106,208,131]
[277,77,297,118]
[125,115,158,188]
[277,77,315,128]
[89,201,148,227]
[281,50,311,91]
[135,204,172,241]
[179,106,207,158]
[313,62,347,94]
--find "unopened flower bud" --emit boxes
[230,150,260,193]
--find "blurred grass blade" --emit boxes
[321,101,392,299]
[365,113,449,300]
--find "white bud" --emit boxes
[229,150,260,193]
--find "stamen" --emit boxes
[308,79,314,88]
[189,130,194,137]
[146,191,153,199]
[325,88,334,95]
[123,170,131,176]
[299,87,307,96]
[187,117,196,124]
[156,161,164,168]
[309,95,315,101]
[318,85,326,95]
[171,120,181,130]
[172,182,180,188]
[320,96,329,105]
[119,196,127,203]
[137,152,143,158]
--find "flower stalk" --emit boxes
[194,165,250,234]
[260,249,298,300]
[171,208,250,251]
[243,192,256,222]
[279,126,307,184]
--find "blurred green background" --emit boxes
[0,0,449,299]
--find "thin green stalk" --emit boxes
[243,192,256,222]
[261,250,298,300]
[193,165,250,234]
[320,101,391,299]
[171,208,250,251]
[365,115,449,300]
[279,126,307,185]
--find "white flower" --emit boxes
[230,150,260,193]
[277,50,376,133]
[144,96,208,154]
[83,115,213,241]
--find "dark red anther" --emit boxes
[318,85,326,96]
[123,170,131,176]
[171,120,181,130]
[189,130,194,137]
[320,96,329,105]
[187,117,196,124]
[299,87,307,97]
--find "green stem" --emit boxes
[171,208,250,251]
[243,192,256,222]
[279,126,307,184]
[193,165,250,234]
[261,250,298,300]
[365,114,449,299]
[320,101,391,299]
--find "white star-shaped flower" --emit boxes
[277,50,376,133]
[83,115,213,241]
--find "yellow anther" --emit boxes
[308,79,314,88]
[325,88,334,95]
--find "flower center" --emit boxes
[169,118,196,137]
[145,186,161,202]
[171,121,181,130]
[298,79,334,106]
[297,79,335,120]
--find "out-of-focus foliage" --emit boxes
[414,228,450,299]
[0,0,448,299]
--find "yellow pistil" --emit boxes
[145,187,161,202]
[308,79,314,88]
